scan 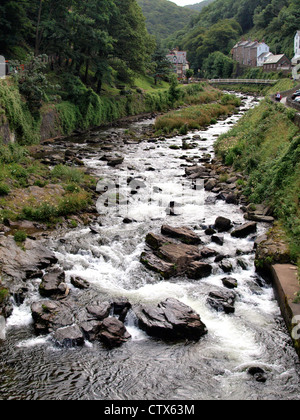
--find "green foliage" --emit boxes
[0,183,10,196]
[11,54,56,117]
[14,230,27,243]
[215,100,300,265]
[51,165,84,184]
[0,81,40,144]
[136,0,197,40]
[203,52,234,78]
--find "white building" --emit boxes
[292,31,300,65]
[257,52,273,67]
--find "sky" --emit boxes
[171,0,202,6]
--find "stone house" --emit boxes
[166,49,189,80]
[232,40,270,67]
[263,54,291,74]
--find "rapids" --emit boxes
[1,94,300,400]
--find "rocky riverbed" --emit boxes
[1,94,300,400]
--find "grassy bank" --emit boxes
[0,142,95,226]
[154,92,241,134]
[215,99,300,271]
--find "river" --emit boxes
[1,94,300,400]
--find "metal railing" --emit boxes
[209,78,278,85]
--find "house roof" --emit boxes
[258,52,273,60]
[264,54,287,64]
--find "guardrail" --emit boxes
[209,79,278,85]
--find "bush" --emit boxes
[14,230,27,243]
[51,165,84,184]
[0,183,10,196]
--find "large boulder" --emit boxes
[39,269,69,298]
[0,236,58,282]
[187,262,213,280]
[231,222,257,238]
[156,242,201,276]
[214,216,232,233]
[31,300,75,335]
[207,290,236,314]
[99,317,131,348]
[140,251,177,279]
[161,225,201,245]
[53,325,85,348]
[134,298,207,341]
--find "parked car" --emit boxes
[292,90,300,99]
[294,97,300,103]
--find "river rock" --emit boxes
[134,298,207,341]
[187,261,213,279]
[222,277,238,289]
[145,232,172,250]
[185,165,210,179]
[214,216,232,232]
[87,302,112,320]
[53,324,85,348]
[211,235,224,246]
[31,300,75,335]
[231,222,257,238]
[0,236,58,282]
[156,242,201,276]
[39,269,69,298]
[99,317,131,348]
[112,297,132,323]
[161,225,201,245]
[140,251,177,279]
[71,276,90,290]
[204,178,217,191]
[107,156,124,167]
[207,290,236,314]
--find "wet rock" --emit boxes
[87,302,112,320]
[200,247,218,258]
[214,217,232,233]
[161,225,201,245]
[205,227,216,236]
[205,178,217,191]
[80,320,103,342]
[207,290,236,314]
[39,269,69,298]
[134,298,207,341]
[220,260,233,273]
[112,297,132,323]
[0,236,58,282]
[53,325,85,348]
[225,193,238,204]
[222,277,238,289]
[247,367,267,383]
[146,233,172,250]
[187,261,213,280]
[231,222,257,238]
[185,165,210,180]
[211,235,224,246]
[107,156,124,167]
[156,242,201,276]
[140,251,176,279]
[31,300,75,335]
[71,276,90,290]
[99,317,131,348]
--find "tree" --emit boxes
[185,69,194,82]
[109,0,155,76]
[151,42,172,85]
